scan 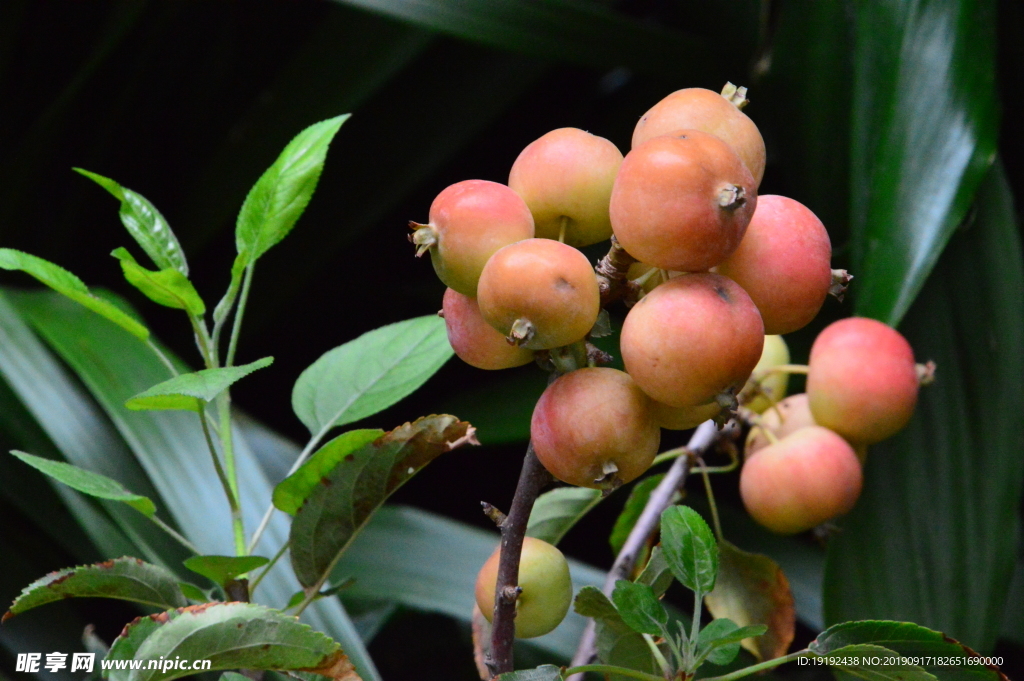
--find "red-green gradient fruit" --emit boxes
[632,87,766,187]
[807,317,918,444]
[743,334,791,414]
[442,288,534,370]
[508,128,623,247]
[651,400,721,431]
[610,130,757,272]
[410,179,534,296]
[740,425,863,534]
[716,195,832,335]
[532,368,660,489]
[475,536,572,638]
[477,238,600,349]
[745,393,815,456]
[620,273,764,408]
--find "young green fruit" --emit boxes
[532,368,660,490]
[508,127,623,247]
[807,317,919,444]
[475,536,572,638]
[742,334,791,414]
[410,179,534,296]
[621,273,764,408]
[441,288,534,370]
[610,130,757,272]
[740,425,863,534]
[477,238,600,349]
[716,195,832,335]
[632,86,766,186]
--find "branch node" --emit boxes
[481,501,507,527]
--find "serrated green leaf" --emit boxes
[235,115,349,270]
[704,539,794,661]
[574,586,619,620]
[573,586,661,679]
[105,602,354,681]
[125,358,273,413]
[177,583,209,603]
[106,613,165,681]
[661,506,719,596]
[696,618,767,667]
[850,0,998,323]
[182,555,269,588]
[74,168,188,275]
[290,415,475,588]
[0,249,149,339]
[495,666,561,681]
[220,674,250,681]
[810,621,1005,681]
[4,557,187,619]
[110,248,204,316]
[526,486,602,545]
[611,580,667,636]
[291,315,452,437]
[10,450,156,516]
[824,164,1024,652]
[609,474,666,556]
[636,547,674,599]
[272,429,384,515]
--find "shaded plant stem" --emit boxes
[569,419,722,676]
[487,441,553,676]
[562,664,666,681]
[700,650,811,681]
[248,540,289,595]
[149,515,200,554]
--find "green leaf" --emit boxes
[177,583,209,603]
[850,0,998,323]
[272,429,384,515]
[704,539,795,662]
[291,315,453,437]
[74,168,188,275]
[811,621,1006,681]
[495,666,561,681]
[526,486,602,545]
[105,602,355,681]
[573,587,661,678]
[824,164,1024,652]
[0,249,149,339]
[4,557,188,618]
[235,115,349,270]
[220,674,250,681]
[610,474,666,556]
[106,611,165,681]
[636,547,674,599]
[182,555,270,588]
[10,450,156,516]
[660,506,719,596]
[290,415,476,587]
[816,644,937,681]
[696,618,767,667]
[110,248,205,316]
[611,580,667,636]
[125,357,274,412]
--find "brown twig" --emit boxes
[567,419,723,678]
[487,442,553,676]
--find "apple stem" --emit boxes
[595,235,639,305]
[487,441,553,676]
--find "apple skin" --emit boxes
[743,334,791,414]
[474,536,573,638]
[532,368,660,489]
[442,288,534,370]
[609,130,758,272]
[632,87,766,187]
[508,127,623,247]
[807,317,919,444]
[651,400,721,431]
[416,179,534,296]
[740,425,863,535]
[620,272,764,408]
[745,393,816,456]
[716,195,832,335]
[477,238,600,350]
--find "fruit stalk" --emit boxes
[595,235,639,304]
[568,419,723,677]
[487,442,553,675]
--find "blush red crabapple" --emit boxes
[410,179,534,296]
[610,130,757,272]
[441,288,534,370]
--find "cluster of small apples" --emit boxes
[740,317,930,535]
